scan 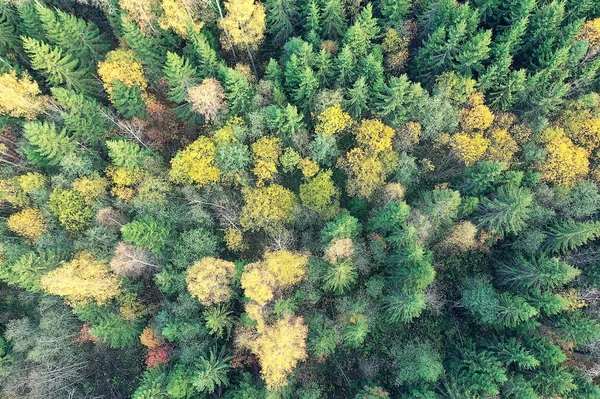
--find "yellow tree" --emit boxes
[7,208,47,242]
[485,129,519,164]
[299,170,340,219]
[263,250,309,287]
[340,148,388,198]
[158,0,205,36]
[218,0,265,70]
[247,314,308,390]
[579,17,600,48]
[355,119,395,154]
[186,257,236,306]
[315,104,354,136]
[540,128,589,187]
[459,92,495,132]
[240,262,277,305]
[119,0,160,33]
[187,78,228,123]
[251,136,282,185]
[0,71,48,119]
[97,48,147,99]
[40,251,121,306]
[449,133,489,166]
[169,136,220,187]
[239,184,296,232]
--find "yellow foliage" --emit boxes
[72,173,108,203]
[396,121,421,150]
[485,129,519,164]
[158,0,204,36]
[299,170,340,219]
[119,0,160,33]
[0,71,47,119]
[97,48,147,98]
[280,147,301,173]
[342,147,387,198]
[241,262,276,305]
[460,93,494,132]
[441,221,478,253]
[0,178,28,207]
[170,136,220,187]
[299,158,320,179]
[240,185,296,232]
[561,289,587,311]
[111,186,136,202]
[315,104,353,136]
[18,172,46,194]
[40,251,121,306]
[219,0,266,50]
[450,132,489,166]
[540,129,589,187]
[564,115,600,151]
[186,257,236,306]
[252,136,282,185]
[106,166,143,187]
[225,228,246,252]
[355,119,395,154]
[245,302,266,332]
[118,292,148,320]
[7,208,47,242]
[579,17,600,48]
[140,326,162,349]
[263,250,309,288]
[247,314,308,390]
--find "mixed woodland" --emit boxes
[2,0,600,397]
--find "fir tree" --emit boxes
[111,81,148,120]
[543,220,600,254]
[344,77,369,119]
[266,0,298,45]
[321,0,346,40]
[22,121,77,167]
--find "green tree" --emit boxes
[91,314,143,349]
[496,255,581,293]
[391,341,443,386]
[121,217,171,254]
[476,185,533,237]
[21,36,99,95]
[193,348,232,393]
[321,0,346,40]
[266,0,298,45]
[543,220,600,254]
[22,121,76,167]
[344,76,369,119]
[163,51,200,121]
[111,81,148,119]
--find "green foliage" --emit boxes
[391,340,443,386]
[477,185,533,237]
[193,347,232,393]
[111,81,148,120]
[106,140,151,170]
[121,217,171,254]
[22,121,76,167]
[543,220,600,254]
[90,314,143,349]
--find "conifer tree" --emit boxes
[321,0,346,40]
[344,77,369,119]
[111,81,148,120]
[543,220,600,253]
[266,0,298,45]
[21,37,99,96]
[476,185,533,237]
[22,121,76,167]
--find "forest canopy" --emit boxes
[1,0,600,398]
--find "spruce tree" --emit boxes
[21,37,99,96]
[344,77,369,119]
[22,121,77,167]
[544,220,600,254]
[320,0,346,40]
[476,185,533,237]
[266,0,298,45]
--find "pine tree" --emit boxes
[374,75,425,126]
[186,29,222,78]
[111,81,148,120]
[16,2,43,40]
[192,348,232,393]
[36,4,109,66]
[344,77,369,119]
[266,0,298,45]
[543,220,600,253]
[321,0,346,40]
[221,67,254,116]
[90,314,143,349]
[120,16,166,80]
[314,48,334,87]
[476,185,533,237]
[383,289,426,324]
[21,37,99,96]
[22,121,77,167]
[303,0,320,44]
[51,87,111,146]
[497,255,581,293]
[121,217,171,254]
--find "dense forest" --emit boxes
[2,0,600,397]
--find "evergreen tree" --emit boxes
[321,0,346,40]
[21,37,99,96]
[111,81,148,120]
[476,185,533,237]
[120,16,166,80]
[22,121,77,167]
[543,220,600,254]
[497,255,581,293]
[344,77,369,119]
[374,75,425,126]
[266,0,298,45]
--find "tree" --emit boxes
[36,4,109,65]
[186,257,236,306]
[21,37,99,96]
[266,0,298,45]
[262,250,309,287]
[321,0,346,40]
[539,129,589,187]
[163,51,199,103]
[170,136,220,187]
[221,67,254,115]
[110,242,156,277]
[118,0,159,34]
[543,220,600,253]
[22,121,76,167]
[106,140,151,170]
[251,136,282,185]
[315,103,353,136]
[0,250,61,292]
[497,255,581,293]
[48,188,93,233]
[97,48,147,99]
[245,314,308,390]
[0,71,47,119]
[240,184,296,232]
[7,208,47,242]
[344,77,369,119]
[300,170,340,219]
[188,78,228,123]
[40,251,121,306]
[111,81,148,119]
[374,75,424,127]
[121,216,171,254]
[322,260,357,293]
[391,341,443,386]
[193,348,232,393]
[219,0,266,69]
[120,15,166,78]
[476,185,533,237]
